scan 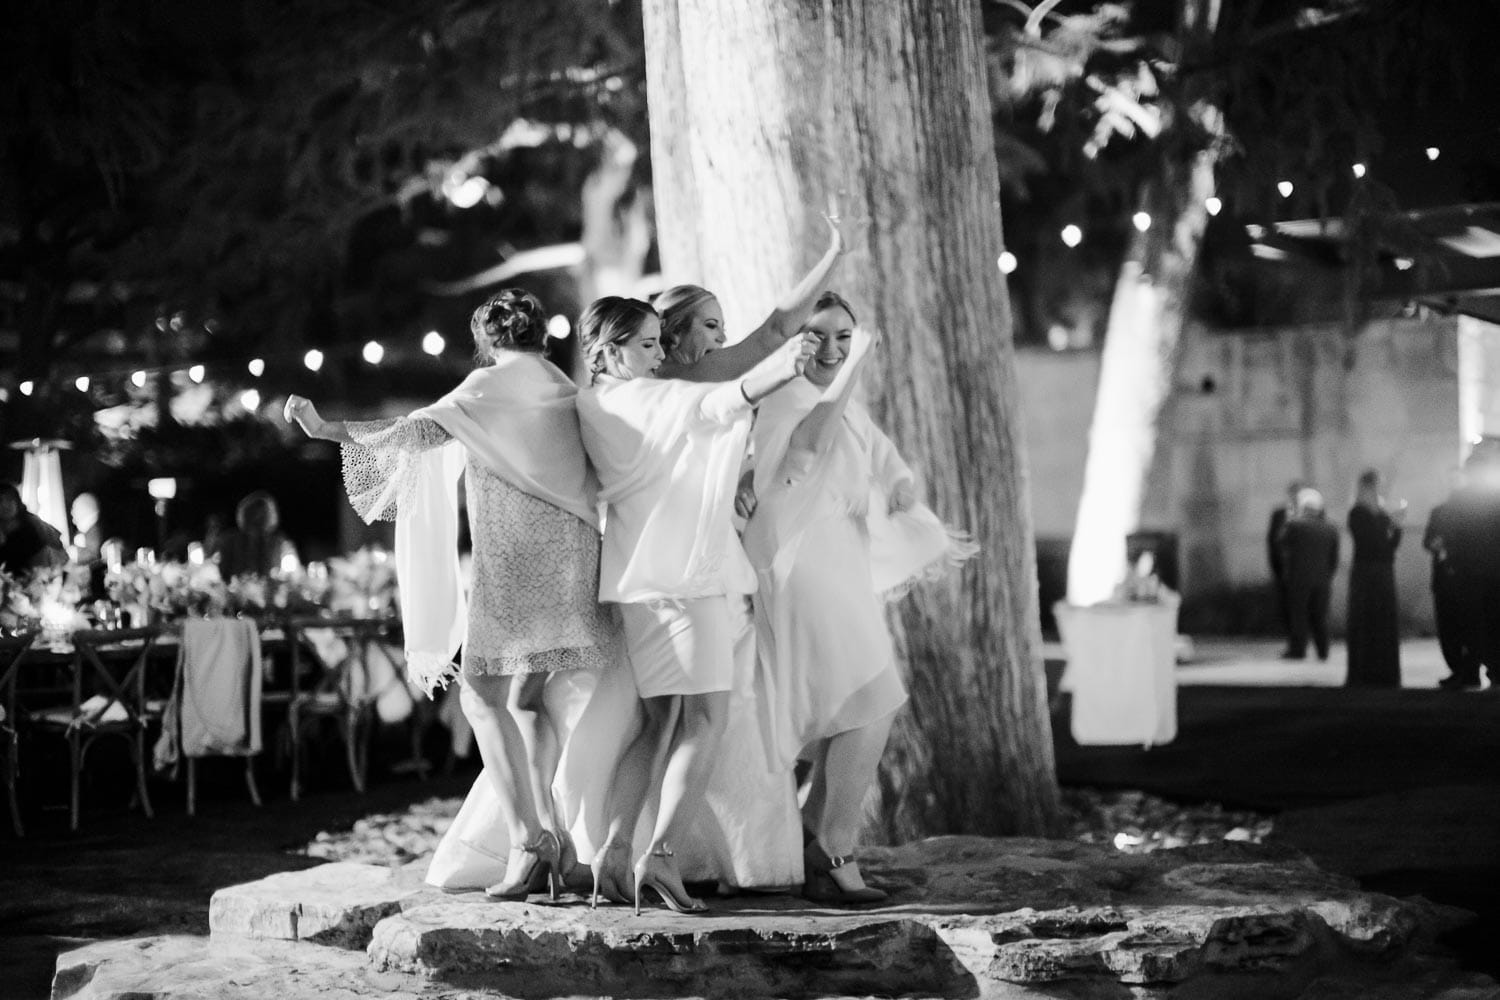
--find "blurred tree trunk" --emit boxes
[645,0,1059,837]
[1065,0,1221,604]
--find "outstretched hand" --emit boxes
[283,394,320,437]
[822,192,869,254]
[778,331,818,380]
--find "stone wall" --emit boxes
[1016,316,1465,634]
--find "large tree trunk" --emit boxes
[645,0,1059,837]
[1065,155,1216,604]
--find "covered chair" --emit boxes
[0,629,40,836]
[154,617,264,815]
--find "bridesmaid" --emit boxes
[285,289,613,899]
[576,296,813,913]
[653,210,849,381]
[1346,468,1404,687]
[742,291,976,904]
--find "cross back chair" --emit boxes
[28,627,163,831]
[0,630,41,836]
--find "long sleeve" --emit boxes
[698,382,755,426]
[341,417,454,523]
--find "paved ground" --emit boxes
[2,637,1497,999]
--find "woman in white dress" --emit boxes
[742,291,976,905]
[284,289,613,900]
[576,296,814,913]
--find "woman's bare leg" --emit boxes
[461,673,541,847]
[809,711,895,891]
[506,672,562,833]
[636,691,730,909]
[591,696,678,903]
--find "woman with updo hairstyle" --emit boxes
[574,294,816,913]
[652,208,854,382]
[285,287,615,902]
[471,288,549,358]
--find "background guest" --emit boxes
[1424,473,1482,691]
[1346,469,1403,687]
[1277,488,1339,662]
[0,481,68,578]
[1442,442,1500,691]
[210,491,299,578]
[1267,479,1304,642]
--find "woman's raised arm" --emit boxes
[676,209,853,383]
[284,395,355,445]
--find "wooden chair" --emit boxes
[27,627,162,831]
[0,630,40,836]
[277,615,389,801]
[167,617,264,817]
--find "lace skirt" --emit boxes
[462,462,614,676]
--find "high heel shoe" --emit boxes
[802,841,887,906]
[554,830,593,897]
[633,845,708,915]
[485,830,562,901]
[590,840,633,909]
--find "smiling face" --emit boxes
[800,305,855,388]
[605,314,666,380]
[671,298,726,364]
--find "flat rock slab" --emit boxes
[208,860,439,949]
[50,935,461,1000]
[64,838,1500,1000]
[365,837,1489,999]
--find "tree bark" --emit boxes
[1066,155,1216,604]
[645,0,1060,837]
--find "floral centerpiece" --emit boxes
[325,546,399,619]
[2,565,92,641]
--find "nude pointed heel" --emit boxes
[633,845,707,916]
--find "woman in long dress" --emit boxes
[284,289,614,899]
[1346,468,1403,687]
[742,292,976,904]
[576,296,814,913]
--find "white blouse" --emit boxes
[578,375,757,603]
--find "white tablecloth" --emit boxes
[1055,598,1178,747]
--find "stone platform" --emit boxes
[50,837,1500,999]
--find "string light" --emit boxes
[997,251,1018,274]
[362,340,385,364]
[248,358,265,377]
[1352,163,1366,178]
[547,315,572,339]
[188,364,206,383]
[131,371,147,388]
[1132,212,1152,232]
[1205,197,1222,216]
[75,376,90,392]
[422,331,445,356]
[303,349,324,372]
[239,388,261,410]
[20,380,33,396]
[1277,180,1294,198]
[1394,256,1414,271]
[1426,146,1440,161]
[1061,224,1083,248]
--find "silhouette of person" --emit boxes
[1277,488,1339,661]
[1268,480,1304,647]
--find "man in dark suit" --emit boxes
[1278,488,1340,661]
[1268,480,1305,651]
[1424,481,1482,690]
[1442,442,1500,689]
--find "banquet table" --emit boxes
[1054,596,1179,748]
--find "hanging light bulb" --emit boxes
[75,376,90,392]
[362,340,385,364]
[131,370,148,388]
[1132,212,1152,232]
[239,388,261,410]
[1426,146,1440,161]
[304,349,324,372]
[248,358,265,377]
[547,315,572,339]
[997,251,1018,274]
[20,380,34,396]
[1352,163,1366,179]
[188,364,206,383]
[1205,197,1222,216]
[422,331,445,356]
[1060,224,1083,248]
[1277,180,1294,198]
